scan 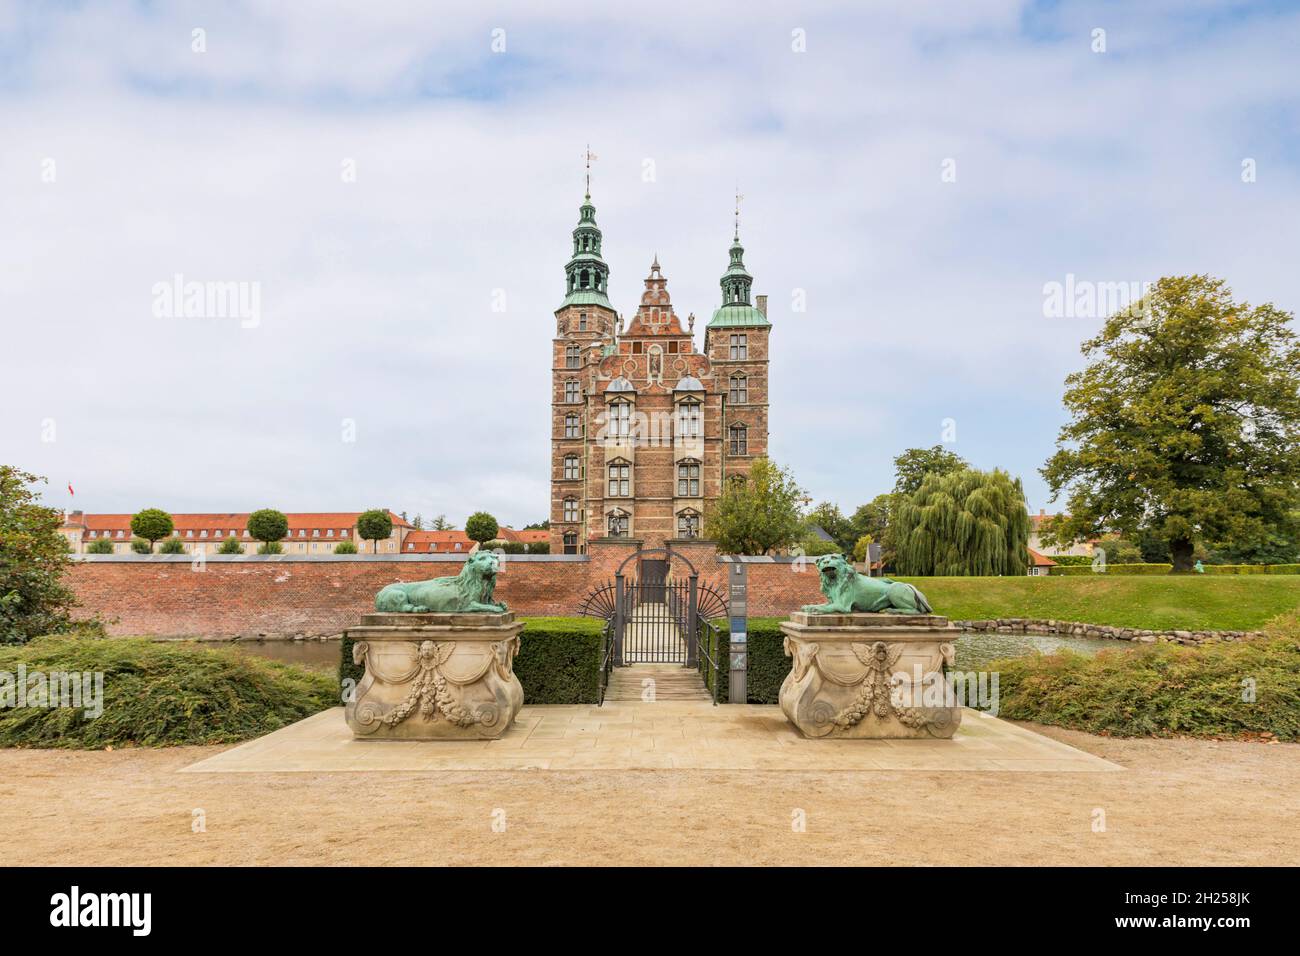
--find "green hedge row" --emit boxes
[339,616,603,705]
[700,618,788,704]
[1047,554,1094,566]
[1203,563,1300,575]
[1050,563,1173,575]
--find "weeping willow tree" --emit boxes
[893,468,1030,576]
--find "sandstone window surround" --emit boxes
[729,333,748,360]
[563,531,579,554]
[677,459,701,497]
[607,398,632,439]
[565,344,581,368]
[607,458,631,497]
[564,413,581,438]
[563,454,580,480]
[729,373,748,404]
[563,497,579,522]
[607,509,630,537]
[677,509,701,538]
[564,379,581,403]
[729,423,748,455]
[675,396,701,439]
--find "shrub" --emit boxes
[217,536,244,554]
[0,634,337,748]
[247,509,288,551]
[86,538,114,555]
[1050,563,1172,575]
[480,540,527,555]
[1203,564,1270,575]
[130,538,152,554]
[0,466,77,644]
[158,537,186,554]
[527,542,550,555]
[257,541,284,555]
[333,540,358,554]
[700,617,788,703]
[339,616,604,704]
[465,512,500,546]
[356,509,393,553]
[799,539,841,557]
[1049,554,1095,566]
[990,636,1300,740]
[129,508,174,552]
[1268,564,1300,575]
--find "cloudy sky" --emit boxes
[3,0,1298,527]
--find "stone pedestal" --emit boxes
[780,612,961,739]
[345,612,524,740]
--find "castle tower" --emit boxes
[702,210,770,486]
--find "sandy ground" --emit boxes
[1,724,1296,866]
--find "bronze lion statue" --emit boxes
[374,550,507,613]
[801,553,932,615]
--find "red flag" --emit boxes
[68,483,74,496]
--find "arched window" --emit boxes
[580,270,590,289]
[564,414,581,438]
[729,423,748,455]
[563,454,580,480]
[563,497,579,522]
[608,510,630,537]
[565,345,581,368]
[564,380,580,403]
[563,531,578,555]
[729,374,748,404]
[677,509,701,538]
[675,397,701,438]
[607,459,631,497]
[677,459,701,497]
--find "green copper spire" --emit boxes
[707,194,769,329]
[559,149,612,310]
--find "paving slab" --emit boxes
[181,704,1121,774]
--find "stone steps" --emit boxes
[605,664,712,702]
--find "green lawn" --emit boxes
[892,575,1300,631]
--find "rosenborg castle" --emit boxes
[548,191,772,554]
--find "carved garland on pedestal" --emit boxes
[785,637,958,732]
[351,638,519,730]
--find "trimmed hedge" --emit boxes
[1048,554,1094,566]
[700,617,787,703]
[1051,563,1172,575]
[339,615,604,705]
[1204,563,1300,575]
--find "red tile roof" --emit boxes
[1027,547,1058,567]
[62,511,409,539]
[403,530,474,553]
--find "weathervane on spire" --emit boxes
[584,144,598,196]
[734,187,744,240]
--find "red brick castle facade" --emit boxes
[550,190,771,554]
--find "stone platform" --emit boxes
[345,612,523,740]
[780,612,963,739]
[182,704,1121,773]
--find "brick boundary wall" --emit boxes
[66,541,826,639]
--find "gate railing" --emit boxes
[597,617,616,706]
[696,617,721,705]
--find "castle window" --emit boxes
[677,510,701,538]
[729,334,748,360]
[675,397,701,438]
[677,459,701,497]
[729,423,748,455]
[563,532,578,554]
[580,270,590,289]
[579,313,588,331]
[564,414,581,438]
[608,399,631,438]
[563,497,579,522]
[563,454,580,480]
[607,459,631,497]
[608,510,630,537]
[729,374,748,404]
[565,345,581,368]
[564,380,580,403]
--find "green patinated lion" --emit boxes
[374,550,508,614]
[801,553,933,615]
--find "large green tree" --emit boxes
[805,501,855,552]
[705,457,806,555]
[247,509,288,554]
[465,512,499,546]
[1,467,77,643]
[892,445,969,497]
[1042,276,1300,572]
[357,509,394,553]
[130,508,174,553]
[894,468,1030,576]
[849,493,901,567]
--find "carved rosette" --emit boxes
[779,613,962,739]
[345,613,524,740]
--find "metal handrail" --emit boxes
[597,617,616,706]
[696,618,721,706]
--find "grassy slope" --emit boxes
[892,575,1300,631]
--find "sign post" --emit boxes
[728,562,747,703]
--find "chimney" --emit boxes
[756,294,767,317]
